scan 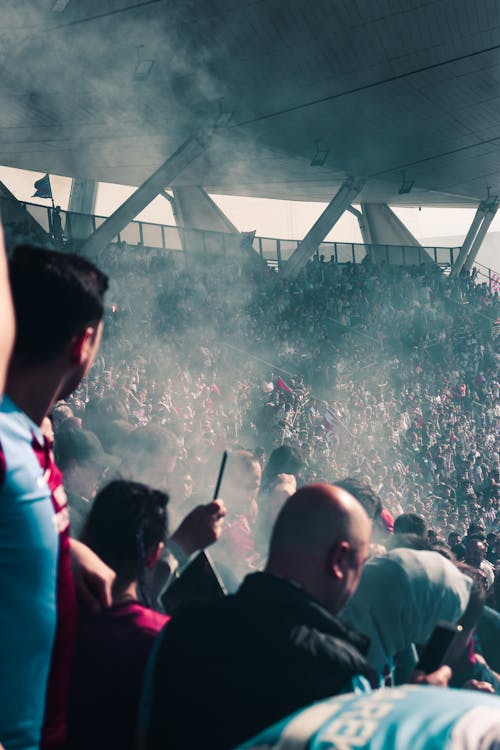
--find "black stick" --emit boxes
[213,450,228,500]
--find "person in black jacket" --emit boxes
[139,483,374,750]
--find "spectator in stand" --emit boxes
[55,428,119,538]
[464,537,495,590]
[394,512,427,538]
[340,549,471,683]
[139,483,374,750]
[118,423,228,606]
[67,480,170,750]
[0,246,115,750]
[212,450,262,585]
[255,444,303,555]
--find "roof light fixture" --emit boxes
[311,139,329,167]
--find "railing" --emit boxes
[7,198,463,267]
[6,196,500,284]
[474,260,498,286]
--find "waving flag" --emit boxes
[33,174,52,199]
[323,406,353,444]
[276,376,293,394]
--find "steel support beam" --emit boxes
[68,178,98,240]
[282,177,365,278]
[69,178,97,214]
[80,131,212,258]
[347,205,372,245]
[463,200,498,273]
[450,202,487,278]
[172,185,239,234]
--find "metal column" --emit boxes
[347,205,371,245]
[450,202,487,278]
[282,177,365,278]
[80,131,212,258]
[463,200,498,273]
[68,178,98,240]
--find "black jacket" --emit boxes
[143,572,373,750]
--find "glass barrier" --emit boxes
[0,197,473,274]
[25,203,51,233]
[279,240,299,261]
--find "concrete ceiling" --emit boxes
[1,0,500,204]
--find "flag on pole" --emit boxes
[210,383,222,398]
[323,407,352,445]
[490,272,500,296]
[276,376,293,393]
[33,174,52,199]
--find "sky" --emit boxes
[1,164,498,274]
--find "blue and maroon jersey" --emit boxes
[237,686,500,750]
[0,395,75,750]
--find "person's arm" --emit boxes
[151,499,226,608]
[69,538,116,611]
[410,665,452,687]
[0,222,15,397]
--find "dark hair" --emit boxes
[394,513,427,537]
[9,244,108,364]
[335,477,382,520]
[82,480,169,604]
[262,445,303,487]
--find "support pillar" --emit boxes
[360,203,433,264]
[172,185,239,234]
[67,178,97,240]
[347,205,371,245]
[80,131,212,258]
[463,200,498,273]
[282,177,365,278]
[450,203,487,278]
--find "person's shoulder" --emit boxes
[290,623,369,668]
[284,624,375,694]
[0,396,29,435]
[158,595,243,652]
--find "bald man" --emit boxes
[140,484,374,750]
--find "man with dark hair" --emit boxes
[122,424,227,604]
[335,476,393,540]
[394,512,427,537]
[335,477,382,520]
[68,480,171,750]
[0,245,114,750]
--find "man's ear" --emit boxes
[329,540,351,580]
[70,326,96,366]
[145,541,164,570]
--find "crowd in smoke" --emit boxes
[50,241,500,575]
[3,235,500,750]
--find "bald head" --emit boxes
[269,483,371,557]
[266,483,372,614]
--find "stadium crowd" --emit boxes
[66,244,500,550]
[0,230,500,750]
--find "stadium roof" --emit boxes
[1,0,500,205]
